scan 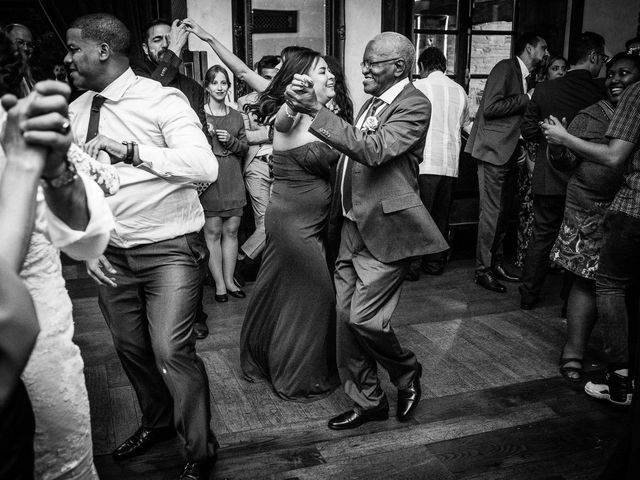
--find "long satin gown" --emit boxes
[240,141,340,401]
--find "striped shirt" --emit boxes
[607,81,640,219]
[413,71,470,177]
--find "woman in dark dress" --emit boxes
[200,65,248,301]
[548,53,640,382]
[240,50,347,401]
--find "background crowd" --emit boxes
[1,10,640,480]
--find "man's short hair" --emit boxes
[568,31,605,65]
[515,33,542,56]
[418,47,446,73]
[373,32,415,78]
[142,18,171,43]
[256,55,281,74]
[69,13,130,55]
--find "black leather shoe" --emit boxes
[404,268,420,282]
[228,289,246,299]
[397,364,422,421]
[178,458,215,480]
[214,293,228,303]
[112,426,175,460]
[493,264,521,282]
[421,263,445,276]
[328,404,389,430]
[475,271,506,293]
[193,321,209,340]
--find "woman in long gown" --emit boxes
[240,50,345,401]
[0,84,116,480]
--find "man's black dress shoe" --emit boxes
[397,364,422,421]
[404,268,420,282]
[112,426,175,460]
[228,289,246,299]
[193,321,209,340]
[421,263,445,276]
[178,458,215,480]
[214,293,228,303]
[493,264,521,282]
[328,404,389,430]
[475,271,507,293]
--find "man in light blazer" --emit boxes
[286,32,448,429]
[465,33,548,293]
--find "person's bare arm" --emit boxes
[183,18,270,93]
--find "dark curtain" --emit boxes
[38,0,172,66]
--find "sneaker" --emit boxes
[584,370,633,406]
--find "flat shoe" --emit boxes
[559,356,583,383]
[215,293,228,303]
[228,289,246,299]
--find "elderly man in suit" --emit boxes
[285,32,447,429]
[465,33,548,293]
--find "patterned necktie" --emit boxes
[85,94,106,143]
[342,97,385,214]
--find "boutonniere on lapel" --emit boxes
[362,115,380,133]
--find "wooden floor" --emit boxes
[65,258,629,480]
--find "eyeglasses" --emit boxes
[360,57,403,70]
[594,51,610,63]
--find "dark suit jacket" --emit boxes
[310,82,448,263]
[133,51,212,145]
[465,58,530,165]
[521,69,605,196]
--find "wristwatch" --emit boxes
[42,159,78,189]
[122,141,137,164]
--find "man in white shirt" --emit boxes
[410,47,470,278]
[65,14,218,480]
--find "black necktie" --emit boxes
[342,97,385,214]
[85,94,106,143]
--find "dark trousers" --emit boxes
[98,233,216,462]
[334,219,419,411]
[417,174,453,268]
[476,153,519,272]
[520,194,565,301]
[0,381,34,480]
[596,211,640,368]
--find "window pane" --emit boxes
[469,34,512,75]
[414,33,458,75]
[472,0,514,31]
[468,78,487,120]
[414,0,459,30]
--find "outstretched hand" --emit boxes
[182,18,209,42]
[540,115,569,146]
[284,74,321,117]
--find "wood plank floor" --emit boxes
[65,258,629,479]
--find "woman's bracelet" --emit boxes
[284,104,297,120]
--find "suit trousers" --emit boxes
[475,153,519,272]
[241,158,273,260]
[334,219,420,411]
[417,174,454,267]
[98,233,216,462]
[520,194,566,301]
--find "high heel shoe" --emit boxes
[228,289,246,299]
[214,293,228,303]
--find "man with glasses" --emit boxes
[285,32,447,429]
[519,31,606,311]
[3,23,35,94]
[466,32,548,294]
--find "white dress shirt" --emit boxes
[413,71,469,177]
[340,77,411,218]
[517,56,531,96]
[69,68,218,247]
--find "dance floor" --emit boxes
[65,258,628,479]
